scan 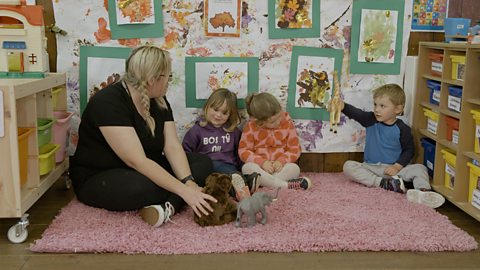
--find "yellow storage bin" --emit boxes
[51,86,65,111]
[441,149,456,190]
[17,127,35,187]
[467,162,480,202]
[471,110,480,154]
[450,55,466,81]
[38,144,60,175]
[423,108,439,135]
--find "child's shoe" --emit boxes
[406,189,445,208]
[231,173,251,201]
[286,177,311,190]
[244,172,260,193]
[139,202,175,227]
[379,175,406,193]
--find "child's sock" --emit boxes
[231,173,251,201]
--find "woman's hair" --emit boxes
[200,88,240,132]
[123,45,171,136]
[373,84,405,107]
[245,92,282,124]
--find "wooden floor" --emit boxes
[2,179,480,270]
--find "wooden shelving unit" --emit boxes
[0,73,69,243]
[412,42,480,222]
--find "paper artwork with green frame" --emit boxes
[287,46,343,121]
[107,0,163,39]
[185,57,259,109]
[350,0,404,74]
[79,46,132,114]
[268,0,320,39]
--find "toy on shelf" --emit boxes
[0,0,48,78]
[235,188,279,228]
[327,70,342,133]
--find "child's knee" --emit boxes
[343,160,361,175]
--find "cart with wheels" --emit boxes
[0,73,70,243]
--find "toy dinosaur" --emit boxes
[235,188,280,228]
[327,70,342,133]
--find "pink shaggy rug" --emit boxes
[30,173,477,254]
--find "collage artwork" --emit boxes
[53,0,413,154]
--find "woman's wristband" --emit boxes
[181,175,195,184]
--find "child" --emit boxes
[239,92,311,190]
[182,88,257,200]
[338,84,445,208]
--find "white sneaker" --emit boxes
[406,189,445,208]
[139,202,175,227]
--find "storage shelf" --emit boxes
[419,129,437,141]
[464,151,480,161]
[413,43,480,222]
[440,108,461,119]
[438,139,458,152]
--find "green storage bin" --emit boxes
[37,118,55,147]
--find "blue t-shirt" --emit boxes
[342,103,414,166]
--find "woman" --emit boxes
[70,45,216,227]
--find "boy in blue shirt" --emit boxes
[337,84,444,208]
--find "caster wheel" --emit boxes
[7,224,28,244]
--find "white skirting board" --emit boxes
[403,56,419,126]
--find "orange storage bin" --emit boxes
[445,116,459,144]
[428,52,443,77]
[17,127,35,187]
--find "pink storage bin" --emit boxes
[53,111,73,162]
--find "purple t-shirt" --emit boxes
[182,122,241,167]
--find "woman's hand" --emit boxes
[185,179,202,192]
[180,185,217,217]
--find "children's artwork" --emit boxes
[204,0,241,37]
[115,0,155,25]
[185,57,259,109]
[350,0,405,74]
[287,46,343,121]
[107,0,163,39]
[79,46,132,114]
[357,9,398,64]
[411,0,448,31]
[194,62,248,99]
[275,0,313,29]
[268,0,320,39]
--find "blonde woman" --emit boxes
[70,45,216,227]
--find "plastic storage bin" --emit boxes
[17,127,35,187]
[450,55,466,81]
[428,52,443,77]
[467,162,480,203]
[471,110,480,153]
[38,144,60,175]
[427,80,441,105]
[37,118,55,147]
[423,108,439,135]
[444,18,471,42]
[51,86,65,111]
[441,149,456,190]
[421,138,436,177]
[447,86,462,112]
[445,116,459,144]
[53,111,73,162]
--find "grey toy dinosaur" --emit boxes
[235,188,280,228]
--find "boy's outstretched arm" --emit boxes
[342,103,377,127]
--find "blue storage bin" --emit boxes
[444,18,471,42]
[421,138,436,177]
[427,80,441,106]
[448,85,463,112]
